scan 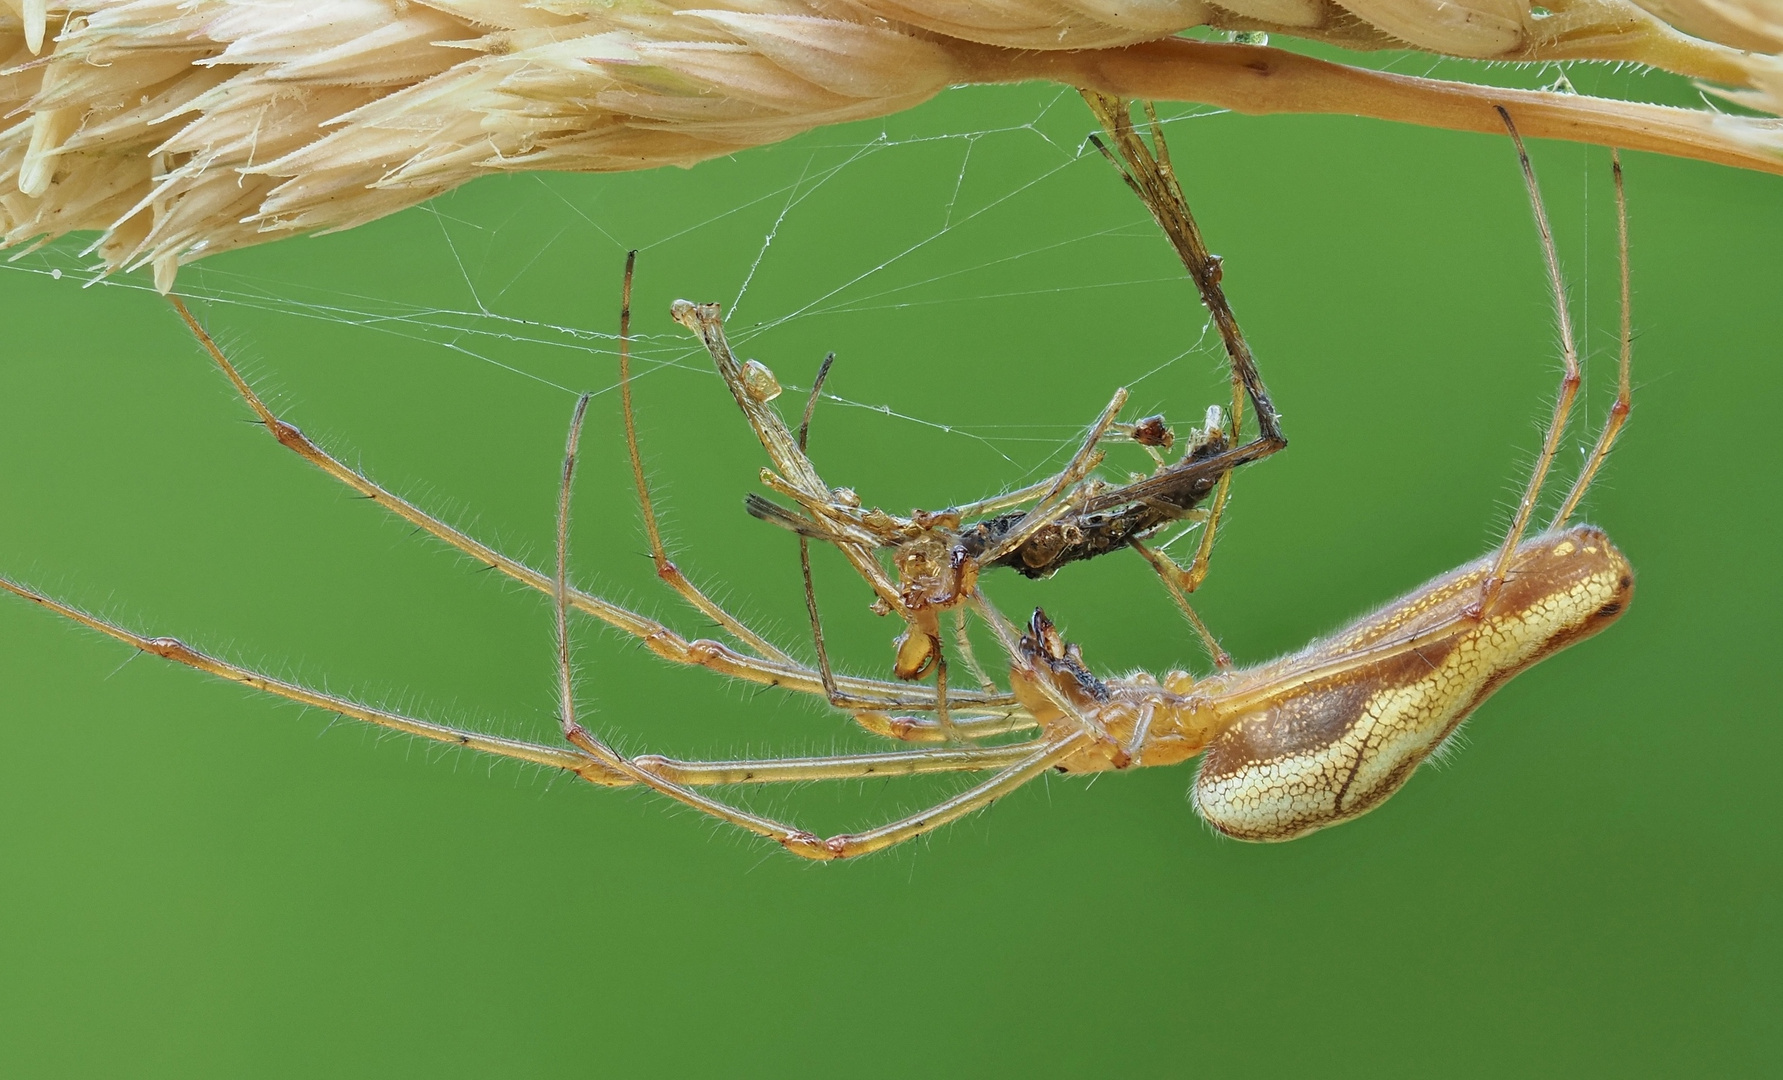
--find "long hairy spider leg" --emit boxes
[1181,471,1232,597]
[799,732,1089,859]
[560,406,1082,860]
[1553,150,1633,528]
[616,252,794,664]
[164,297,1000,712]
[851,707,1036,743]
[548,392,845,852]
[0,574,623,783]
[0,573,1046,803]
[1129,538,1232,669]
[1475,107,1585,616]
[632,741,1045,785]
[952,607,999,695]
[976,388,1128,564]
[795,351,841,702]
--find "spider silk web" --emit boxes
[0,73,1641,838]
[3,84,1240,490]
[3,83,1282,809]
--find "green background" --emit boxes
[1,62,1778,1077]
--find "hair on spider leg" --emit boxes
[0,97,1643,857]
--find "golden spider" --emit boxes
[0,99,1633,859]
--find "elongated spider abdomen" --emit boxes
[1192,526,1633,841]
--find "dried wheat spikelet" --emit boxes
[2,0,1778,288]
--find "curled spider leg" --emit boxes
[616,251,794,665]
[670,300,828,502]
[1552,150,1633,529]
[164,297,1012,716]
[1475,106,1585,616]
[677,303,912,622]
[752,470,907,611]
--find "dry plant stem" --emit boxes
[1478,106,1583,613]
[164,297,1014,713]
[1007,39,1783,177]
[1552,151,1634,527]
[617,253,794,665]
[3,0,1779,282]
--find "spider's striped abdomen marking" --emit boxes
[1188,525,1632,841]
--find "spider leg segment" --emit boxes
[163,297,1015,718]
[1476,110,1633,615]
[0,575,616,781]
[551,387,1087,857]
[1475,106,1583,615]
[794,351,841,704]
[694,98,1293,698]
[1129,538,1231,668]
[615,250,794,666]
[1552,150,1633,529]
[0,571,1065,859]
